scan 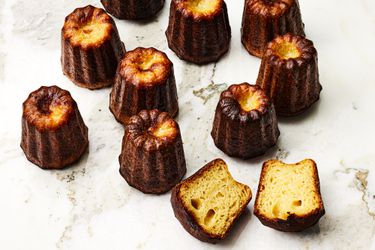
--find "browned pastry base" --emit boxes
[21,86,89,169]
[241,0,305,58]
[211,83,279,159]
[101,0,165,20]
[166,0,231,64]
[110,47,179,125]
[61,5,125,90]
[119,109,186,194]
[256,33,322,116]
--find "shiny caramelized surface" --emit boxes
[63,6,113,48]
[121,47,171,87]
[248,0,294,16]
[126,110,180,151]
[23,86,74,130]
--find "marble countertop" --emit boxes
[1,0,375,249]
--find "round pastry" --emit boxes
[101,0,165,20]
[119,109,186,194]
[166,0,231,64]
[21,86,89,169]
[61,5,126,90]
[211,83,279,159]
[256,34,322,116]
[110,47,179,125]
[241,0,305,58]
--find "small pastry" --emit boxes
[254,159,325,232]
[101,0,165,20]
[256,33,322,116]
[119,109,186,194]
[110,47,179,125]
[21,86,88,169]
[61,5,125,89]
[211,83,279,159]
[241,0,305,58]
[166,0,231,64]
[171,158,252,242]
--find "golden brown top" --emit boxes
[219,83,271,120]
[126,110,180,151]
[265,33,317,67]
[23,86,75,131]
[62,5,114,48]
[247,0,294,17]
[119,47,172,87]
[174,0,224,19]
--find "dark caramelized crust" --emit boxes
[61,5,125,89]
[110,47,179,125]
[256,34,322,116]
[21,86,88,169]
[119,109,186,194]
[241,0,305,58]
[211,83,279,159]
[166,0,231,64]
[101,0,165,20]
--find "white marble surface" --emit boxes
[1,0,375,249]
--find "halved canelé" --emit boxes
[101,0,165,20]
[256,34,322,116]
[21,86,88,169]
[254,159,325,232]
[61,5,125,90]
[211,83,279,159]
[241,0,305,58]
[166,0,231,64]
[119,109,186,194]
[110,47,179,125]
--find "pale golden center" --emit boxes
[237,90,262,112]
[149,120,177,139]
[68,20,111,47]
[184,0,221,15]
[273,41,301,59]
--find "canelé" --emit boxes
[211,83,279,159]
[119,109,186,194]
[21,86,88,169]
[61,5,125,89]
[101,0,165,20]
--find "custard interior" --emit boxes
[67,19,111,47]
[149,120,177,139]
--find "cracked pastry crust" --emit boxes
[166,0,231,64]
[21,86,88,169]
[211,83,280,159]
[101,0,165,20]
[110,47,179,125]
[61,5,125,89]
[254,159,325,232]
[256,33,322,116]
[119,109,186,194]
[241,0,305,58]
